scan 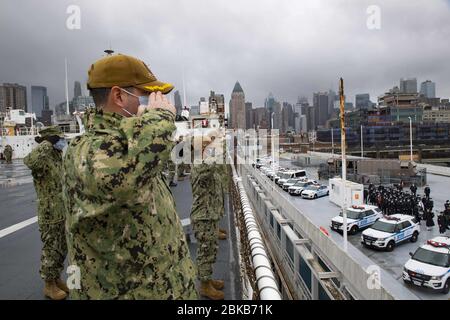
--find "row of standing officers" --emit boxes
[366,183,450,232]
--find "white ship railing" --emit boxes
[230,159,282,300]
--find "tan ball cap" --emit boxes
[87,53,174,94]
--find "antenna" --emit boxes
[65,58,70,116]
[182,66,187,109]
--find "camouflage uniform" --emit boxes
[166,160,177,183]
[177,162,186,177]
[23,140,67,281]
[190,149,224,281]
[62,107,197,300]
[4,144,13,163]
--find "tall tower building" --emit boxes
[173,90,182,115]
[31,86,49,117]
[313,92,329,128]
[420,80,436,98]
[0,83,27,112]
[282,102,293,133]
[273,101,282,130]
[264,93,275,114]
[209,91,225,115]
[400,78,418,94]
[355,93,373,110]
[230,81,246,129]
[74,81,82,98]
[327,90,337,118]
[245,102,253,129]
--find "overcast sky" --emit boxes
[0,0,449,111]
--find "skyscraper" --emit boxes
[355,93,373,109]
[328,90,337,119]
[272,101,282,130]
[74,81,82,98]
[264,93,275,114]
[294,100,303,133]
[306,105,315,132]
[245,102,253,129]
[253,107,269,129]
[282,102,293,133]
[209,91,225,115]
[420,80,436,99]
[0,83,27,112]
[174,90,182,115]
[230,81,246,129]
[313,92,329,128]
[400,78,418,94]
[31,86,49,118]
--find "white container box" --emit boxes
[329,178,364,207]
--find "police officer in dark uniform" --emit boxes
[424,185,431,199]
[410,184,417,197]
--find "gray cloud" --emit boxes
[0,0,449,111]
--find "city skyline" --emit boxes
[1,0,450,109]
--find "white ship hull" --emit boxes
[0,135,38,159]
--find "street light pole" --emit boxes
[331,128,334,156]
[360,124,364,158]
[408,116,413,161]
[339,78,348,252]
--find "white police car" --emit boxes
[288,180,317,196]
[301,185,329,199]
[361,214,420,251]
[403,237,450,294]
[331,205,383,235]
[282,178,308,191]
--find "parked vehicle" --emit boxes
[403,237,450,294]
[331,205,383,235]
[361,214,420,251]
[288,180,317,196]
[301,185,329,199]
[277,170,306,186]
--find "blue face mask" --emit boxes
[120,88,149,116]
[54,139,68,151]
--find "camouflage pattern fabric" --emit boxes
[190,162,223,222]
[167,160,176,183]
[23,141,66,224]
[39,221,67,280]
[205,136,228,218]
[177,162,186,177]
[62,107,197,300]
[193,220,219,281]
[4,144,12,163]
[23,141,67,280]
[190,148,225,281]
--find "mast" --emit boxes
[65,58,70,116]
[339,78,348,252]
[182,66,187,109]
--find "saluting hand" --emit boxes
[150,91,176,115]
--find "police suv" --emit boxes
[361,214,420,251]
[331,205,383,235]
[403,237,450,294]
